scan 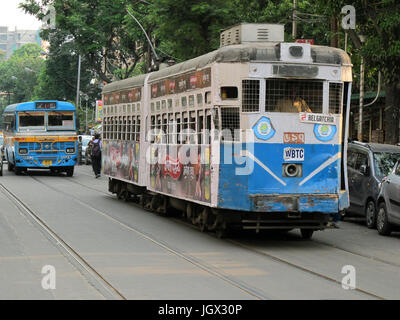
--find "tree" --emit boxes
[147,0,236,61]
[0,43,44,104]
[21,0,150,82]
[354,0,400,144]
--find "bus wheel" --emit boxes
[65,166,74,177]
[300,229,314,240]
[14,167,22,175]
[7,161,14,172]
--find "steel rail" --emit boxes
[0,183,127,300]
[29,175,270,300]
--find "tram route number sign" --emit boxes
[283,132,305,144]
[299,112,335,125]
[284,148,304,162]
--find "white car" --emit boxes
[79,135,93,164]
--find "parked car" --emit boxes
[0,134,5,160]
[346,141,400,228]
[376,161,400,235]
[79,135,93,165]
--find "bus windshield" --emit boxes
[19,112,45,131]
[47,112,75,130]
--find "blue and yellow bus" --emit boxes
[3,101,78,176]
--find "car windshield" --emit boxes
[373,152,400,177]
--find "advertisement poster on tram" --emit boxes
[95,100,103,122]
[102,141,140,183]
[149,145,211,203]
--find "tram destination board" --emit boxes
[35,102,57,110]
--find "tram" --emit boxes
[102,23,353,238]
[3,101,78,176]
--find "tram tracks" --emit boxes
[61,174,395,299]
[28,177,392,300]
[28,175,270,300]
[0,182,127,300]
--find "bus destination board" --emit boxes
[36,102,57,110]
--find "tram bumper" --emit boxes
[251,194,339,213]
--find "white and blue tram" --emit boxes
[101,24,352,238]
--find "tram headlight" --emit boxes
[66,148,75,154]
[283,163,303,178]
[19,148,28,155]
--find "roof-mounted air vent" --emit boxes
[220,23,284,47]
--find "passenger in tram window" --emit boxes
[275,87,311,113]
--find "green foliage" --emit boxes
[21,0,150,82]
[0,43,44,105]
[148,0,236,61]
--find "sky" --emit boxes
[0,0,41,30]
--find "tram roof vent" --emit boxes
[220,23,284,47]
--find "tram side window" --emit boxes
[242,80,260,112]
[220,107,240,141]
[123,116,127,140]
[151,116,156,143]
[176,114,181,144]
[118,117,122,140]
[189,112,196,143]
[127,117,132,141]
[136,116,141,142]
[198,112,204,145]
[182,112,189,143]
[103,118,107,139]
[111,117,117,140]
[329,82,343,114]
[265,79,323,113]
[162,114,168,143]
[205,112,212,145]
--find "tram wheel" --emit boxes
[300,229,314,240]
[199,208,209,232]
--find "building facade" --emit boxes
[0,26,41,60]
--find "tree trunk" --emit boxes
[384,82,400,144]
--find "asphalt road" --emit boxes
[1,164,400,300]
